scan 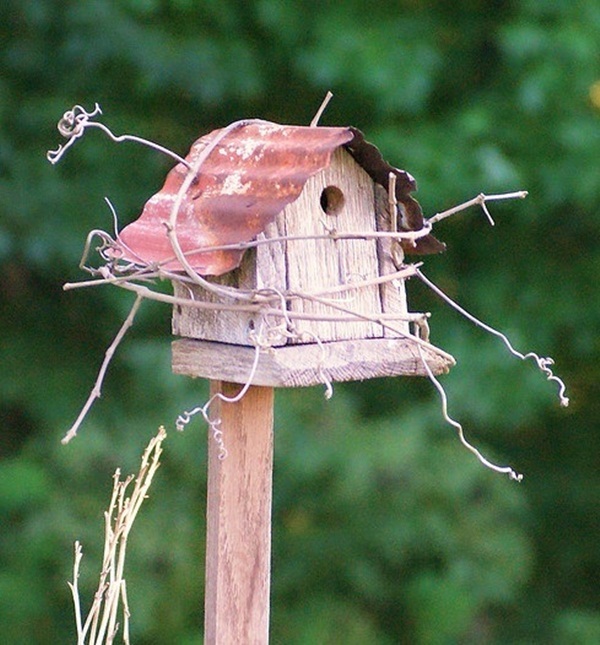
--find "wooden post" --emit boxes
[204,381,274,645]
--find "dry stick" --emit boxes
[427,191,529,226]
[61,295,144,444]
[107,446,156,642]
[68,276,427,326]
[65,229,429,309]
[63,264,425,323]
[66,229,430,295]
[388,172,398,232]
[88,472,125,645]
[298,290,440,354]
[91,473,123,643]
[71,428,166,644]
[120,583,131,645]
[47,103,191,169]
[417,346,523,482]
[64,273,164,292]
[104,514,125,643]
[68,542,85,644]
[158,225,434,261]
[310,91,334,127]
[416,268,569,407]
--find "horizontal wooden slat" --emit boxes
[172,337,455,387]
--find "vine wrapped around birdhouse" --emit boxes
[113,120,454,387]
[48,101,570,645]
[48,103,567,480]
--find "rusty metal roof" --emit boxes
[116,120,444,275]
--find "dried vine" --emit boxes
[48,102,568,480]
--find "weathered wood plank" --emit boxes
[283,147,383,342]
[204,382,274,645]
[172,337,455,387]
[375,184,410,337]
[171,148,400,348]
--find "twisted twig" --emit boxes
[418,346,523,481]
[47,103,190,168]
[416,268,569,407]
[61,295,144,444]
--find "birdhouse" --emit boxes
[48,106,564,644]
[115,121,455,386]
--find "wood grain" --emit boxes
[204,382,274,645]
[282,147,382,342]
[171,148,404,348]
[375,184,410,337]
[172,337,455,387]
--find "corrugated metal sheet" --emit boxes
[345,128,445,255]
[116,120,443,275]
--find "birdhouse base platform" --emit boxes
[172,336,455,387]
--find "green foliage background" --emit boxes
[1,1,599,643]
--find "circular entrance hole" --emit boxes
[320,185,345,216]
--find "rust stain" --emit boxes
[116,121,443,275]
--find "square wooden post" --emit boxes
[204,381,274,644]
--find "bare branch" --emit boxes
[310,91,334,127]
[63,264,423,326]
[61,295,144,444]
[68,541,85,644]
[427,191,528,226]
[388,171,398,232]
[68,428,166,643]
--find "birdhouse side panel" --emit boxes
[171,225,288,346]
[171,150,413,348]
[171,256,259,346]
[282,148,383,344]
[374,184,410,337]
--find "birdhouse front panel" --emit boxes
[274,147,383,343]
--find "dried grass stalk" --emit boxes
[68,426,167,644]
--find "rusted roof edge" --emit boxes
[345,127,446,255]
